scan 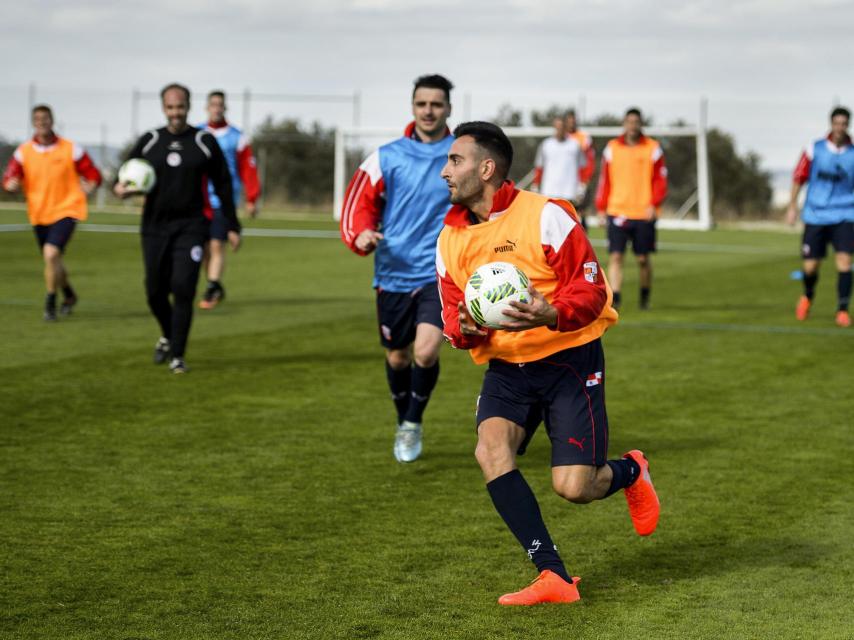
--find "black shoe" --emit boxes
[44,308,57,322]
[639,299,650,311]
[153,337,171,364]
[199,283,225,309]
[169,357,188,374]
[60,295,77,316]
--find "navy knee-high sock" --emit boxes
[604,457,641,498]
[385,361,411,424]
[403,361,439,423]
[837,271,852,311]
[486,469,572,584]
[804,272,818,300]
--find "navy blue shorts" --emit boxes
[801,222,854,259]
[33,217,77,252]
[476,339,608,467]
[607,216,656,255]
[376,281,443,350]
[209,208,229,241]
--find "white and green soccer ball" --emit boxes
[118,158,156,194]
[464,261,531,329]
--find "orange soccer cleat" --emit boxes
[497,571,581,606]
[623,450,660,536]
[795,296,811,321]
[836,310,851,328]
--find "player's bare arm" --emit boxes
[499,286,558,331]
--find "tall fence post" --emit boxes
[696,97,712,230]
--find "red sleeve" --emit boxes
[236,142,261,203]
[437,242,490,350]
[579,143,595,183]
[532,166,543,188]
[594,154,611,212]
[74,151,102,186]
[793,151,811,185]
[340,153,384,256]
[2,155,24,188]
[651,151,667,207]
[542,201,608,332]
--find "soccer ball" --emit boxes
[118,158,156,193]
[464,261,531,329]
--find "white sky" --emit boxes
[1,0,852,170]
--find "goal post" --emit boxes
[334,99,711,231]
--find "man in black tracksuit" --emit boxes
[116,83,241,373]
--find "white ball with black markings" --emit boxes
[464,261,531,330]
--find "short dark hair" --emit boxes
[625,107,642,119]
[564,109,576,119]
[453,121,514,180]
[208,90,226,102]
[831,106,851,121]
[412,74,454,103]
[32,104,53,120]
[160,83,191,104]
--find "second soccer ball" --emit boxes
[465,261,531,329]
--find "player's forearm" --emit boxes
[788,182,802,207]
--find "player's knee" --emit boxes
[171,281,196,302]
[42,244,60,262]
[637,254,650,266]
[413,345,438,368]
[553,477,594,504]
[474,434,512,471]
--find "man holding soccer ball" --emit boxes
[115,83,240,373]
[437,121,660,605]
[340,74,455,462]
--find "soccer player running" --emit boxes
[531,114,587,228]
[2,105,102,321]
[437,121,660,605]
[115,83,240,373]
[198,90,261,310]
[786,106,854,328]
[340,74,454,463]
[595,107,668,310]
[565,109,596,227]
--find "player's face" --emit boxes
[442,136,484,206]
[207,96,226,124]
[830,114,849,145]
[565,113,577,132]
[162,89,190,132]
[623,113,642,138]
[553,117,565,138]
[412,87,451,138]
[31,110,53,137]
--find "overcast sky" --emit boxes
[2,0,852,172]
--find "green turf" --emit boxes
[1,208,852,639]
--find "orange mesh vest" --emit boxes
[439,190,617,364]
[20,138,88,225]
[603,137,660,219]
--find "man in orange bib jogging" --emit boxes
[2,104,102,320]
[437,121,660,605]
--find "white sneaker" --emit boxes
[394,420,422,463]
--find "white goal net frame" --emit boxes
[333,101,711,231]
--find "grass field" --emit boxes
[1,208,852,640]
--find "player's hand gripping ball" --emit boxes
[464,261,531,329]
[117,158,156,194]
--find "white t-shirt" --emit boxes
[535,136,587,200]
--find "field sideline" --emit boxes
[0,208,851,639]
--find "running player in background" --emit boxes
[438,121,659,605]
[786,106,854,328]
[565,109,595,226]
[531,115,587,228]
[2,104,102,321]
[198,90,261,310]
[115,83,240,373]
[340,74,454,463]
[595,107,668,310]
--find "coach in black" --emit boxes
[116,83,241,373]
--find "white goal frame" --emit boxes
[334,100,711,231]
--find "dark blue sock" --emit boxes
[837,271,851,311]
[385,361,411,424]
[486,469,572,584]
[604,457,641,498]
[403,361,439,423]
[804,272,818,299]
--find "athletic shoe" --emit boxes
[795,296,811,321]
[169,357,188,374]
[43,308,57,322]
[59,295,77,316]
[198,284,225,310]
[836,310,851,328]
[498,571,581,606]
[153,337,171,365]
[394,420,422,463]
[623,450,660,536]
